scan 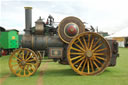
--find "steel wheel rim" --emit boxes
[35,51,42,68]
[9,48,38,77]
[67,32,111,75]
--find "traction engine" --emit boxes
[9,7,119,77]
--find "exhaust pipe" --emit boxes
[24,7,32,34]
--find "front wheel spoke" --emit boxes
[30,66,35,72]
[26,54,33,61]
[74,42,85,51]
[22,50,25,60]
[11,64,19,67]
[24,67,26,76]
[17,69,22,75]
[11,60,18,63]
[81,58,87,72]
[71,55,82,61]
[14,66,20,72]
[26,65,31,74]
[92,43,103,52]
[27,58,36,62]
[73,56,85,65]
[14,55,22,61]
[25,51,29,59]
[26,63,37,67]
[71,47,82,52]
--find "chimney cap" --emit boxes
[24,7,32,9]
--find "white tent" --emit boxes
[106,28,128,38]
[105,28,128,47]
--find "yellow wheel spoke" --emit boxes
[96,56,106,61]
[71,55,82,61]
[93,38,101,48]
[14,66,20,72]
[92,43,103,52]
[9,48,38,77]
[95,58,103,65]
[87,60,90,73]
[90,59,94,72]
[14,55,22,61]
[30,66,35,72]
[25,51,29,59]
[70,52,84,55]
[26,65,31,74]
[89,37,94,50]
[27,68,31,75]
[27,58,36,62]
[73,56,85,65]
[81,58,87,72]
[93,60,100,69]
[74,42,85,51]
[17,70,22,75]
[67,32,111,75]
[95,48,107,53]
[93,53,105,56]
[22,50,25,60]
[11,64,19,67]
[78,38,85,49]
[24,67,26,76]
[26,63,37,67]
[88,34,91,48]
[77,59,84,70]
[11,60,18,63]
[71,47,82,52]
[83,37,88,50]
[25,54,33,61]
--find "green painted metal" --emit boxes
[0,30,19,49]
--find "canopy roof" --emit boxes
[106,28,128,38]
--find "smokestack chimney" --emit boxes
[24,7,32,34]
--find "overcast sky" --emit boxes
[0,0,128,34]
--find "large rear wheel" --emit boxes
[67,32,111,75]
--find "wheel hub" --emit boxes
[21,60,26,66]
[64,23,79,37]
[85,50,93,58]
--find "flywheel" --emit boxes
[58,16,85,43]
[9,48,38,77]
[67,32,111,75]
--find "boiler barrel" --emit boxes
[22,35,63,50]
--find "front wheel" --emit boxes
[9,48,38,77]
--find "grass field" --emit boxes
[0,48,128,85]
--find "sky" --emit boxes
[0,0,128,34]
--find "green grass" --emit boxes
[0,55,10,77]
[0,48,128,85]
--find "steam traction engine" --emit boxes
[9,7,118,77]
